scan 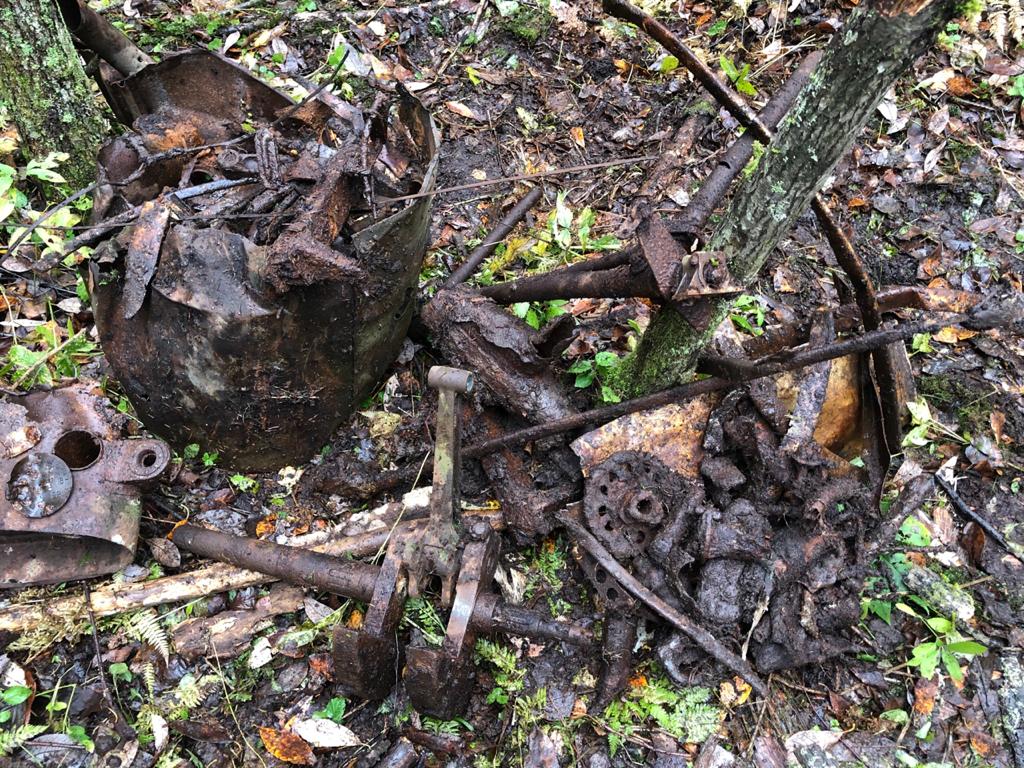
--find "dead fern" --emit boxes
[141,661,157,699]
[1009,0,1024,45]
[0,724,48,756]
[115,609,171,663]
[6,606,89,661]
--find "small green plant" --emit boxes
[910,333,934,356]
[401,597,445,647]
[706,18,728,35]
[719,55,756,96]
[182,443,200,461]
[0,319,98,390]
[567,351,622,404]
[533,192,621,265]
[897,604,986,681]
[600,675,721,757]
[496,0,553,44]
[511,299,568,330]
[314,697,348,723]
[423,716,473,735]
[903,399,966,450]
[228,474,259,494]
[109,662,132,684]
[1009,75,1024,99]
[201,451,219,468]
[476,639,526,706]
[729,294,767,336]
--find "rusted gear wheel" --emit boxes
[583,450,683,560]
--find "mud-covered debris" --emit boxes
[87,51,439,471]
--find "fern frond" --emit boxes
[991,2,1008,49]
[1009,0,1023,44]
[141,662,157,699]
[0,724,48,756]
[121,610,170,663]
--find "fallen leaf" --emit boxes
[570,126,585,148]
[933,326,977,344]
[259,726,316,765]
[947,76,975,96]
[256,515,276,538]
[249,637,274,669]
[292,718,361,749]
[990,411,1006,444]
[445,101,483,121]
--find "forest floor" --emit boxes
[1,0,1024,766]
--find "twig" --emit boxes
[379,156,659,203]
[84,583,135,740]
[935,473,1024,564]
[559,507,769,697]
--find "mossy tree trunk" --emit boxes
[0,0,107,187]
[618,0,959,396]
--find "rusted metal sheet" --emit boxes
[571,393,719,479]
[87,51,440,471]
[0,384,170,587]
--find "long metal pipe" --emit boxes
[171,524,593,644]
[57,0,152,77]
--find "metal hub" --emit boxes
[583,450,682,560]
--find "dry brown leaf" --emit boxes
[990,411,1007,444]
[570,126,585,148]
[933,326,977,344]
[445,101,483,121]
[259,726,316,765]
[255,516,276,538]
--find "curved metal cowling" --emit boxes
[88,51,439,471]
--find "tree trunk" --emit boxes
[618,0,958,395]
[0,0,107,187]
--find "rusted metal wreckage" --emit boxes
[4,0,1020,722]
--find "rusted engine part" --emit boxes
[334,366,588,717]
[0,384,170,587]
[567,335,876,679]
[473,408,580,538]
[57,0,152,76]
[88,51,439,471]
[170,524,590,694]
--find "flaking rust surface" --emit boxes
[571,392,719,478]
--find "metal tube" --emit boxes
[57,0,152,77]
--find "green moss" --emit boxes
[917,374,991,435]
[498,1,553,44]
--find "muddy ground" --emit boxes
[1,0,1024,766]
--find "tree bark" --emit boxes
[0,0,108,187]
[618,0,958,395]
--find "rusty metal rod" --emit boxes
[480,262,659,304]
[602,0,769,139]
[559,508,768,697]
[171,524,593,645]
[669,52,822,239]
[813,198,903,450]
[443,186,544,288]
[57,0,152,76]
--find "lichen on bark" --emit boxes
[618,0,959,397]
[0,0,109,187]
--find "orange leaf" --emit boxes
[570,126,585,148]
[946,76,975,96]
[255,516,276,538]
[445,101,483,121]
[848,197,869,209]
[259,726,316,765]
[346,609,364,630]
[628,674,647,689]
[933,326,976,344]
